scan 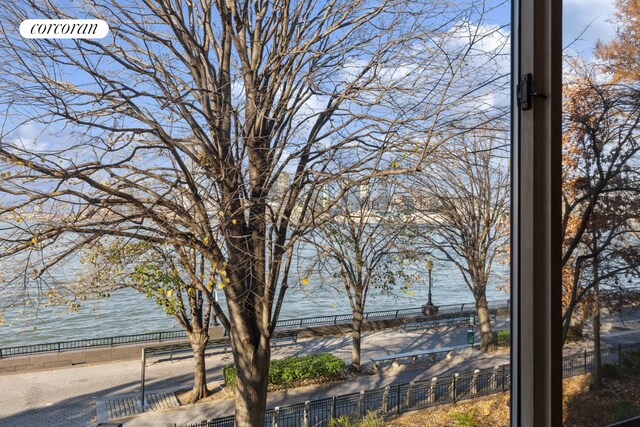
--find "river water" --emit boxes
[0,256,509,348]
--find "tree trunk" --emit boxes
[188,331,210,403]
[561,303,583,345]
[476,295,495,352]
[592,285,602,389]
[561,307,573,345]
[232,339,270,426]
[592,251,602,390]
[351,304,364,371]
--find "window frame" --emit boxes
[510,0,563,425]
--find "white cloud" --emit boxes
[10,122,42,150]
[563,0,617,56]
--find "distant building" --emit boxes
[269,172,290,202]
[344,183,369,211]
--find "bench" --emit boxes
[401,309,497,332]
[271,330,299,347]
[145,330,299,362]
[370,344,471,371]
[144,337,231,362]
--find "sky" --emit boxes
[3,0,621,162]
[1,0,623,165]
[486,0,618,56]
[563,0,618,56]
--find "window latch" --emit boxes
[517,73,547,111]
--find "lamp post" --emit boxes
[423,259,437,316]
[213,288,220,326]
[425,259,433,307]
[468,313,475,347]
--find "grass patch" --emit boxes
[450,407,480,427]
[223,352,347,389]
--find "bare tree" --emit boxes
[0,0,511,422]
[301,177,416,371]
[407,132,510,352]
[561,59,640,345]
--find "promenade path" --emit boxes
[0,308,638,427]
[0,320,508,427]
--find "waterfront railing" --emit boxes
[273,300,508,329]
[178,343,640,427]
[0,299,509,359]
[0,330,187,359]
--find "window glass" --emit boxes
[562,0,640,424]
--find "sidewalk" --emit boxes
[122,343,512,426]
[0,320,506,427]
[2,309,639,427]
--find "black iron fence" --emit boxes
[180,365,511,427]
[0,299,509,359]
[562,343,640,378]
[179,343,640,427]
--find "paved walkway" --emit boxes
[0,307,638,427]
[0,321,507,427]
[123,342,512,426]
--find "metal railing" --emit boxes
[179,343,640,427]
[0,299,509,359]
[0,330,187,359]
[180,365,511,427]
[273,300,508,329]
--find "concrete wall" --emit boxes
[0,327,228,374]
[0,344,145,373]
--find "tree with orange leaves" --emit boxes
[561,58,640,347]
[562,1,640,390]
[596,0,640,82]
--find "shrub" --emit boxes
[601,363,621,379]
[224,352,346,389]
[328,412,385,427]
[600,352,640,380]
[222,364,238,388]
[607,400,640,421]
[618,351,640,377]
[566,325,583,342]
[494,330,510,347]
[328,416,353,427]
